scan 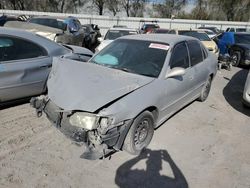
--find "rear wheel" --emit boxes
[231,51,241,67]
[198,76,212,102]
[123,111,154,155]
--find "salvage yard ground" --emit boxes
[0,67,249,188]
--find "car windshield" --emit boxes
[179,31,211,41]
[104,30,137,40]
[89,39,169,78]
[204,30,215,35]
[235,34,250,44]
[29,18,67,31]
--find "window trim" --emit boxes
[0,34,48,63]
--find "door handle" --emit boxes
[40,64,52,68]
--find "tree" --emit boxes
[92,0,105,15]
[152,0,188,18]
[106,0,120,16]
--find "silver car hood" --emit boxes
[48,58,154,112]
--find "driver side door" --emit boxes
[158,42,195,123]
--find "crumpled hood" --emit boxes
[4,21,62,41]
[48,58,154,112]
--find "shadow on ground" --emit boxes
[223,69,250,117]
[115,149,188,188]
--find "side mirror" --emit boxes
[165,67,186,79]
[98,37,104,42]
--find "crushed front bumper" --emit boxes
[30,96,133,160]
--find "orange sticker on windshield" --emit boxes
[149,43,169,50]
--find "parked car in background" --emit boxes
[198,26,221,34]
[169,29,219,56]
[226,27,250,32]
[0,14,28,26]
[0,28,93,103]
[197,29,217,38]
[217,32,250,66]
[149,28,169,34]
[82,24,101,51]
[31,34,217,159]
[139,20,159,34]
[5,16,85,47]
[95,27,138,52]
[243,70,250,107]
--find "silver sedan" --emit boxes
[31,34,217,159]
[0,28,93,103]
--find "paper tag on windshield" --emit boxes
[149,43,169,50]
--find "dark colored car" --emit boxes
[0,15,27,26]
[217,32,250,66]
[82,24,101,50]
[140,23,160,34]
[28,16,85,47]
[150,28,169,34]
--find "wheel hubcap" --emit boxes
[134,119,149,148]
[231,54,238,65]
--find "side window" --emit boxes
[201,45,208,59]
[170,42,189,69]
[187,41,203,66]
[0,36,47,62]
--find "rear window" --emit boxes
[179,31,211,41]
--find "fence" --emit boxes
[1,9,250,35]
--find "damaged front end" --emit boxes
[30,96,133,160]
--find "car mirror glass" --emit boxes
[165,67,186,79]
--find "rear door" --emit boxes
[0,35,51,102]
[186,40,209,98]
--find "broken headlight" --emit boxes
[69,112,99,130]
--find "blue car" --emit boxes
[217,32,250,66]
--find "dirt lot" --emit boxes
[0,67,249,188]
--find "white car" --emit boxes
[243,70,250,107]
[96,27,138,52]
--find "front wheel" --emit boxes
[231,51,241,67]
[198,76,212,102]
[123,111,154,155]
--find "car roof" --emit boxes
[30,16,77,21]
[109,27,137,32]
[0,27,69,55]
[120,34,198,45]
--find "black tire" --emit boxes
[198,76,212,102]
[231,51,241,67]
[123,111,154,155]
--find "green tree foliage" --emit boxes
[152,0,188,18]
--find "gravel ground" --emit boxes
[0,67,249,188]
